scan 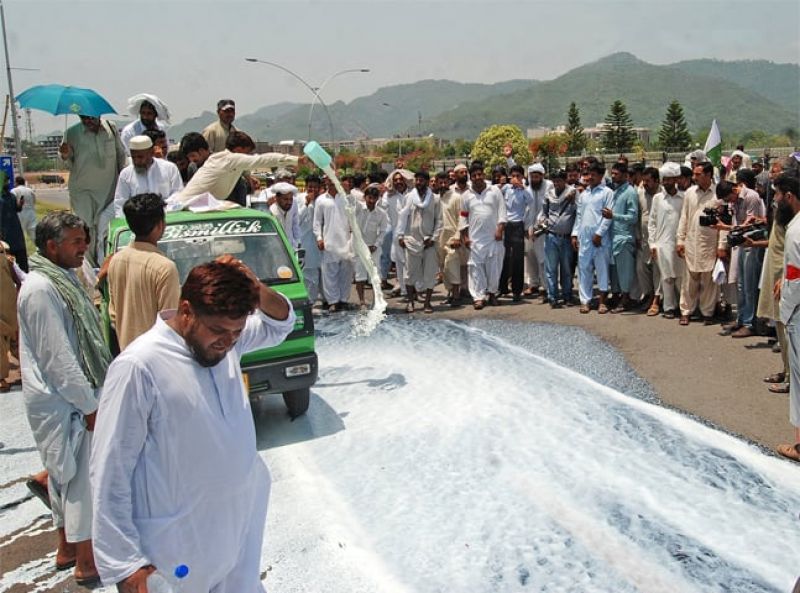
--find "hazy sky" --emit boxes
[3,0,799,135]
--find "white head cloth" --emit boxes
[127,93,171,125]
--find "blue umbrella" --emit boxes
[16,84,117,117]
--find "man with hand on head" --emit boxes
[91,257,295,592]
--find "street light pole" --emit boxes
[307,68,369,146]
[245,58,338,152]
[0,0,23,174]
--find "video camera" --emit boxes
[698,206,733,227]
[727,223,768,247]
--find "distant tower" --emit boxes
[24,107,33,142]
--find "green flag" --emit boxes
[703,119,722,169]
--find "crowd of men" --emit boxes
[2,89,800,591]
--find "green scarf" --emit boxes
[29,253,111,388]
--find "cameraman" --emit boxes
[715,174,766,337]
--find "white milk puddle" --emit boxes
[2,318,798,592]
[260,318,800,593]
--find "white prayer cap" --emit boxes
[272,182,297,195]
[129,135,153,151]
[528,163,545,174]
[659,162,681,179]
[453,163,468,172]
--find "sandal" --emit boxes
[764,372,786,384]
[679,316,689,326]
[406,302,415,313]
[777,443,800,462]
[597,304,609,314]
[610,305,625,314]
[646,304,660,316]
[0,380,9,393]
[768,383,790,394]
[579,304,590,314]
[423,305,433,314]
[473,300,484,310]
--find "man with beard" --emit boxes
[523,163,553,300]
[121,97,168,155]
[379,170,412,296]
[439,164,470,305]
[460,163,506,310]
[769,173,800,462]
[398,171,442,313]
[113,136,183,217]
[269,182,301,248]
[648,163,685,319]
[91,257,294,591]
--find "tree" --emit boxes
[601,100,636,153]
[657,100,692,151]
[565,102,587,154]
[530,133,568,173]
[470,125,531,168]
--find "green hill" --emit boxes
[165,53,798,144]
[422,53,797,140]
[167,79,537,144]
[670,58,799,113]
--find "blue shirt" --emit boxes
[503,185,534,224]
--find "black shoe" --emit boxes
[703,316,715,326]
[512,293,522,302]
[26,478,51,510]
[550,302,563,309]
[488,294,500,306]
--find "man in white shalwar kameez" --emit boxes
[296,175,323,305]
[648,163,685,318]
[524,163,553,298]
[269,182,301,248]
[459,164,507,309]
[571,161,615,313]
[314,176,353,312]
[91,257,295,592]
[398,171,443,313]
[379,170,413,296]
[353,185,388,309]
[19,211,112,585]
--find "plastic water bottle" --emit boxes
[146,564,189,592]
[303,141,332,170]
